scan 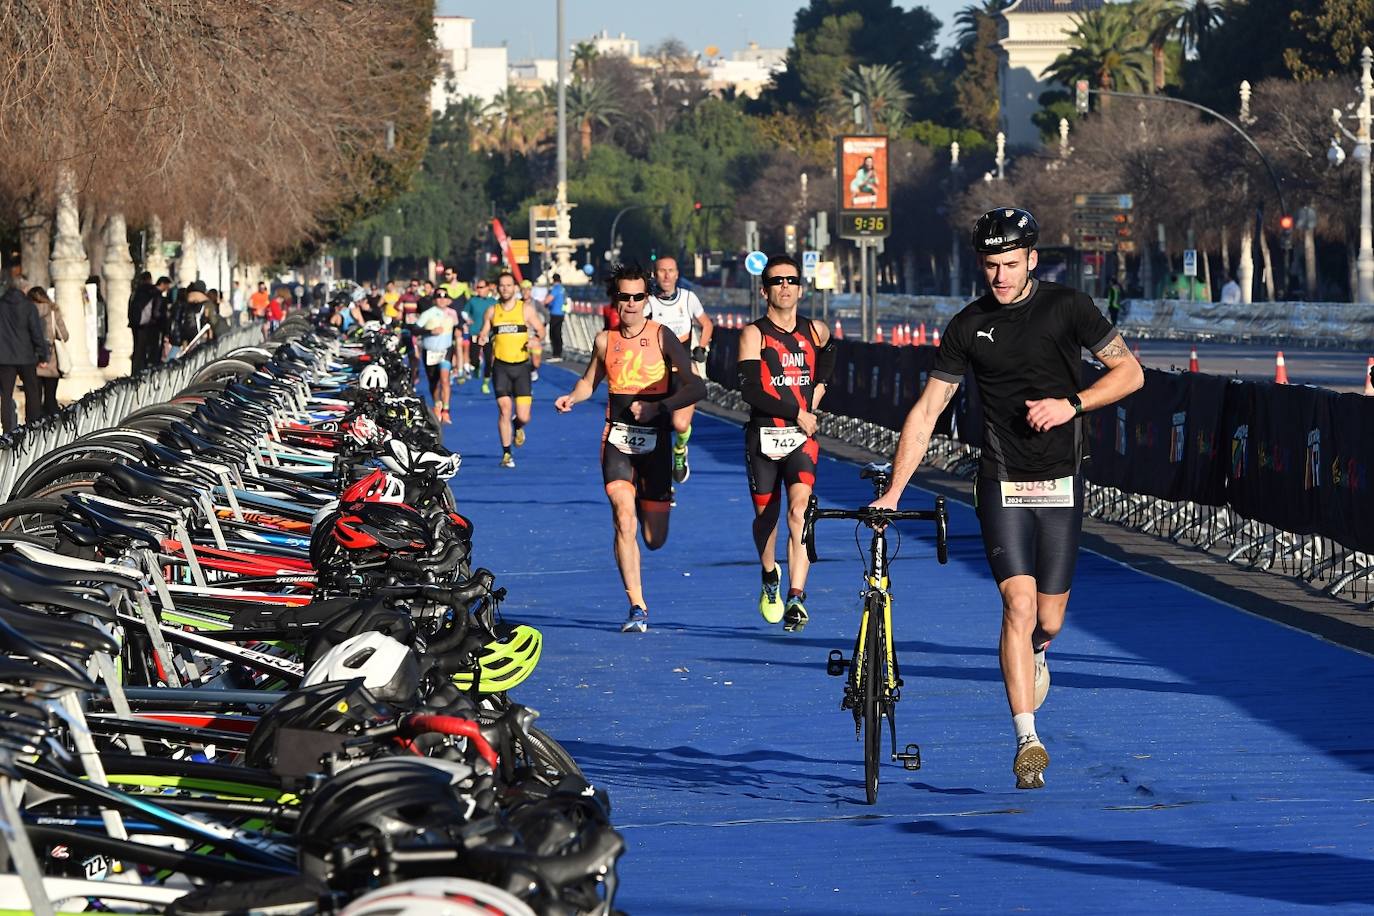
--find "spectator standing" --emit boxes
[1106,278,1123,326]
[129,273,171,372]
[543,272,566,361]
[0,283,48,431]
[230,280,246,324]
[28,287,68,418]
[249,282,270,321]
[1220,273,1241,304]
[267,288,286,332]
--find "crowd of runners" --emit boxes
[366,206,1142,791]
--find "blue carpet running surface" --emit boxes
[439,363,1374,914]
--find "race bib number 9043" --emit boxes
[760,426,807,460]
[607,422,658,455]
[1000,476,1075,508]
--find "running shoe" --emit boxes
[758,574,784,624]
[782,594,809,633]
[1013,737,1049,789]
[621,606,648,633]
[481,380,491,394]
[531,370,540,382]
[672,446,690,483]
[514,427,526,447]
[501,453,515,469]
[669,485,677,508]
[1033,651,1050,711]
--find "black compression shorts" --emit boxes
[491,359,532,400]
[745,424,819,509]
[974,475,1084,595]
[602,425,673,508]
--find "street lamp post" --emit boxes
[1330,46,1374,303]
[949,141,961,297]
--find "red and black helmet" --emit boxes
[332,501,430,552]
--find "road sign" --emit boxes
[1183,249,1197,277]
[509,239,530,265]
[745,250,768,276]
[802,250,819,279]
[529,205,558,253]
[1072,193,1133,210]
[815,261,837,290]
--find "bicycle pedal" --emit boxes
[826,649,849,677]
[894,743,922,771]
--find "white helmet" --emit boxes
[340,878,536,916]
[359,364,389,389]
[303,631,418,703]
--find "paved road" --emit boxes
[442,365,1374,914]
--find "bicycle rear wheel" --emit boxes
[863,594,883,804]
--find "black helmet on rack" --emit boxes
[972,207,1039,254]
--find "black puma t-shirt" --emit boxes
[931,280,1116,481]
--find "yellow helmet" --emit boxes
[519,279,533,289]
[451,624,542,693]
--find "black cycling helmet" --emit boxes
[972,207,1039,254]
[244,679,391,770]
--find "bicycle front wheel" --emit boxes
[862,594,884,804]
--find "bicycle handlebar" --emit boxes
[802,494,948,565]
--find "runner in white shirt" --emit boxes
[648,256,714,484]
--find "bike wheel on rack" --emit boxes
[863,593,884,804]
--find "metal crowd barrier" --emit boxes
[0,323,267,503]
[562,310,1372,609]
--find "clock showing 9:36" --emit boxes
[839,209,892,239]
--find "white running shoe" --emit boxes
[1014,737,1049,789]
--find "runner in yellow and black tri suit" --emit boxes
[555,263,704,633]
[477,271,546,468]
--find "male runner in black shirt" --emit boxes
[872,208,1143,789]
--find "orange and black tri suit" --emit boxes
[601,320,705,509]
[738,315,823,508]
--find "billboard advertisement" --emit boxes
[839,136,889,210]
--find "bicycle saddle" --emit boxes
[95,463,202,510]
[860,462,894,480]
[59,497,163,551]
[9,542,145,586]
[0,594,119,658]
[0,565,112,618]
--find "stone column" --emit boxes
[102,213,135,378]
[145,215,168,281]
[18,216,50,289]
[176,223,199,287]
[51,174,103,400]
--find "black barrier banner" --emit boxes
[707,327,740,389]
[1222,380,1329,535]
[1321,392,1374,551]
[1080,365,1184,499]
[1180,372,1229,507]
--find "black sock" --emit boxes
[787,588,805,599]
[503,446,511,456]
[762,566,779,585]
[514,418,524,431]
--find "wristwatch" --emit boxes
[691,345,708,362]
[1067,393,1084,414]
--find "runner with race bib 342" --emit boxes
[554,263,705,634]
[870,207,1143,789]
[737,253,834,633]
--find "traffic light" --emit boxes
[1279,214,1294,250]
[1075,80,1089,114]
[694,201,703,211]
[784,224,797,255]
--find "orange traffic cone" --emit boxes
[1188,348,1199,373]
[833,319,844,340]
[932,326,941,347]
[917,322,927,346]
[1365,357,1373,395]
[874,325,885,344]
[1274,351,1289,384]
[903,323,912,346]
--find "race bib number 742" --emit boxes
[760,426,807,460]
[1000,476,1075,508]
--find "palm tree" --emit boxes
[568,79,623,156]
[1175,0,1221,55]
[482,88,552,161]
[572,41,599,79]
[1045,5,1153,106]
[837,63,912,134]
[953,0,1011,50]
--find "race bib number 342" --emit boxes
[1000,476,1075,508]
[760,426,807,460]
[607,422,658,455]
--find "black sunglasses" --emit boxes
[615,292,648,302]
[763,275,802,287]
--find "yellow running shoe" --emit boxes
[514,427,526,447]
[758,572,784,624]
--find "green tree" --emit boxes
[1044,4,1153,103]
[572,41,599,79]
[1285,0,1374,81]
[568,79,624,157]
[837,63,912,133]
[953,0,1010,49]
[766,0,944,120]
[952,8,1001,137]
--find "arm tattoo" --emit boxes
[941,385,957,406]
[1096,335,1130,363]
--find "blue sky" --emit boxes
[435,1,969,60]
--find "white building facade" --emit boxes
[996,0,1102,148]
[705,42,787,98]
[432,16,508,110]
